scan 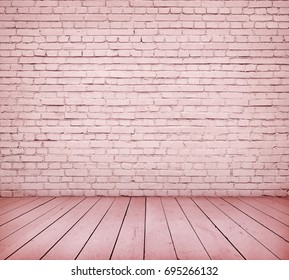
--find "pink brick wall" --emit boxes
[0,0,289,197]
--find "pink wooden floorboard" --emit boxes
[8,197,95,260]
[0,198,22,209]
[111,197,145,260]
[271,197,289,206]
[77,197,130,260]
[238,197,289,227]
[0,196,288,260]
[280,196,289,205]
[224,197,289,242]
[193,197,278,260]
[0,197,53,226]
[145,197,177,260]
[161,197,209,260]
[0,197,77,259]
[258,197,289,215]
[42,197,114,260]
[209,197,289,260]
[0,197,38,216]
[177,197,244,260]
[0,198,62,240]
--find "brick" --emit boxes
[45,155,67,162]
[111,127,134,134]
[249,1,272,8]
[1,0,288,196]
[21,155,43,162]
[249,99,272,106]
[41,98,65,106]
[250,14,273,21]
[91,155,114,162]
[68,183,91,189]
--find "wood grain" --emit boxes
[111,197,145,260]
[194,197,278,260]
[0,196,288,260]
[177,197,244,260]
[77,197,130,260]
[145,197,177,260]
[43,197,114,260]
[209,197,289,260]
[162,197,209,260]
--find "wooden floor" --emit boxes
[0,196,289,260]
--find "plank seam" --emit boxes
[0,197,56,227]
[75,197,116,260]
[176,197,211,260]
[5,197,86,260]
[191,197,246,260]
[223,197,289,243]
[109,197,132,260]
[237,197,289,226]
[209,197,280,260]
[40,197,102,260]
[160,197,178,260]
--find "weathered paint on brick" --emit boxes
[0,0,289,197]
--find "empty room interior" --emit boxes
[0,0,289,260]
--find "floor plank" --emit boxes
[111,197,145,260]
[209,197,289,260]
[77,197,130,260]
[238,197,289,227]
[145,197,177,260]
[193,197,278,260]
[8,197,97,260]
[0,196,288,260]
[0,198,22,209]
[0,197,38,216]
[272,197,289,206]
[0,197,80,259]
[0,198,62,240]
[225,197,289,242]
[0,197,53,226]
[162,197,209,260]
[177,197,244,260]
[42,197,114,260]
[258,197,289,215]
